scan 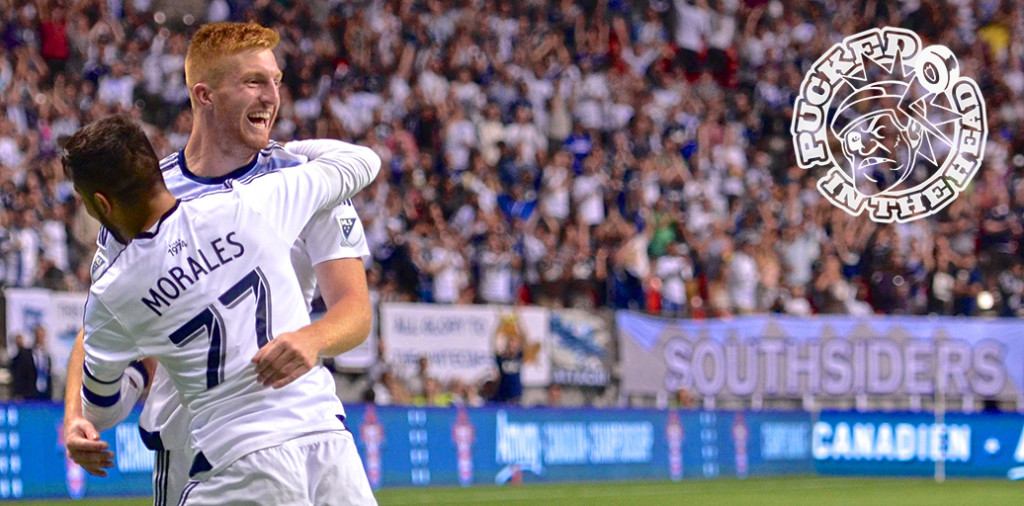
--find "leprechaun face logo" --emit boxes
[792,27,986,223]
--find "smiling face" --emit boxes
[206,48,282,152]
[840,111,921,196]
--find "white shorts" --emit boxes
[154,448,192,506]
[177,430,376,506]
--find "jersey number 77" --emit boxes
[168,267,272,389]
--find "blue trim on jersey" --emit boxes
[259,140,285,155]
[189,452,212,477]
[139,426,166,451]
[177,481,199,506]
[136,201,182,240]
[83,363,121,385]
[178,185,233,202]
[178,149,260,185]
[232,163,289,186]
[154,450,168,506]
[83,384,121,407]
[160,152,180,172]
[181,169,282,203]
[129,360,151,388]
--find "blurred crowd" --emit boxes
[2,0,1024,323]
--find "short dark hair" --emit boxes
[62,115,164,204]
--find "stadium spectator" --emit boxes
[477,232,519,304]
[37,2,70,79]
[370,369,413,406]
[727,236,759,314]
[672,0,712,81]
[655,241,693,317]
[781,285,813,317]
[403,355,432,400]
[449,377,486,408]
[414,376,451,407]
[503,104,547,168]
[426,230,469,304]
[779,222,820,291]
[492,331,523,405]
[7,208,42,288]
[546,383,563,407]
[10,326,51,400]
[572,149,608,228]
[538,149,573,222]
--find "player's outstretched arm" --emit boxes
[64,329,114,477]
[252,258,371,388]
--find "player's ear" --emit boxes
[92,191,114,218]
[193,83,214,107]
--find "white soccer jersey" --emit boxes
[89,141,371,453]
[92,141,371,306]
[81,139,380,478]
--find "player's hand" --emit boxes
[64,417,114,477]
[251,331,319,388]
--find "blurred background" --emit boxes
[2,0,1024,501]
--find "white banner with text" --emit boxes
[618,312,1024,401]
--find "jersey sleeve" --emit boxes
[300,201,371,265]
[234,139,381,244]
[82,362,149,433]
[81,295,144,431]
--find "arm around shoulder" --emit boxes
[288,139,381,206]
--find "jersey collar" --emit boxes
[177,150,261,185]
[136,200,181,240]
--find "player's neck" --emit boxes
[118,191,179,241]
[183,131,257,178]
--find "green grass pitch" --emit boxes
[10,477,1024,505]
